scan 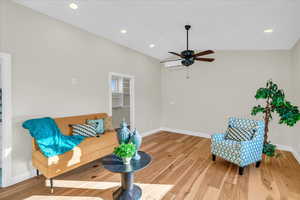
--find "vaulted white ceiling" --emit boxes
[13,0,300,60]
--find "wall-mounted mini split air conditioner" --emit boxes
[163,60,184,70]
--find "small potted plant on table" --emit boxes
[113,143,136,165]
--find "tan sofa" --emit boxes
[31,113,118,192]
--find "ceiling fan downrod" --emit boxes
[185,25,191,50]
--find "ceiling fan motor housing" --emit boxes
[181,50,195,66]
[181,50,194,58]
[185,25,191,30]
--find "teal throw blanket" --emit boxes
[23,117,85,157]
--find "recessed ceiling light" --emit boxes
[149,44,155,48]
[120,29,127,34]
[264,29,273,33]
[69,3,78,10]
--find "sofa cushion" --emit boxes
[32,130,117,178]
[72,124,97,137]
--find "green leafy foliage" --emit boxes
[113,143,136,158]
[251,105,265,115]
[251,80,300,127]
[255,88,270,99]
[276,101,300,126]
[263,143,276,157]
[271,90,285,107]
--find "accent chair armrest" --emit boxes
[211,133,226,142]
[240,134,263,156]
[240,139,252,146]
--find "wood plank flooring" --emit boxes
[1,131,300,200]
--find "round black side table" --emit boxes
[100,151,152,200]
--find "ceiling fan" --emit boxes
[161,25,215,66]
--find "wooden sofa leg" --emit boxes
[256,161,261,168]
[239,167,244,175]
[212,154,216,161]
[50,178,54,193]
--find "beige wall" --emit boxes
[112,107,130,128]
[161,50,296,147]
[0,0,5,50]
[291,40,300,155]
[1,0,161,178]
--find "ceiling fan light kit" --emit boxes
[181,57,194,67]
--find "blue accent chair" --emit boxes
[211,117,265,175]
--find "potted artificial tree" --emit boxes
[113,143,136,165]
[251,80,300,158]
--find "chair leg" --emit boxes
[36,169,39,176]
[256,161,261,168]
[239,167,244,175]
[50,178,54,193]
[212,154,216,161]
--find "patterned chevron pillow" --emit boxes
[72,124,97,137]
[225,125,256,141]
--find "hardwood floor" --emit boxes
[1,131,300,200]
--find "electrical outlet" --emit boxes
[71,78,78,85]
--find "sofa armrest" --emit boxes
[32,138,39,151]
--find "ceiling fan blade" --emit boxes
[168,52,183,58]
[160,58,182,63]
[195,58,215,62]
[193,50,214,57]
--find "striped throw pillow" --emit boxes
[72,124,97,137]
[225,125,256,141]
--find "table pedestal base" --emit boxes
[113,172,142,200]
[113,184,142,200]
[101,152,151,200]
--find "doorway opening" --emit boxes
[0,53,12,187]
[109,73,134,131]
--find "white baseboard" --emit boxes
[11,169,36,186]
[160,127,210,138]
[276,144,300,164]
[291,149,300,164]
[275,144,293,152]
[273,144,300,164]
[141,128,161,137]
